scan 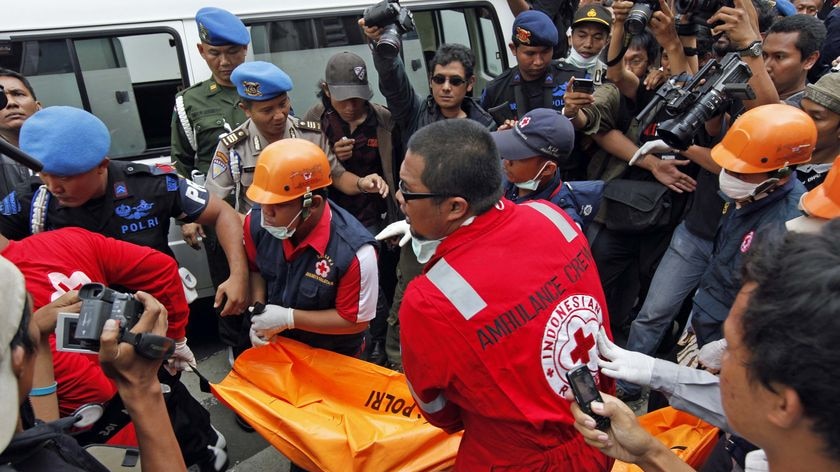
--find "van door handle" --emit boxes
[115,91,130,104]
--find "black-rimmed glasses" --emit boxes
[430,75,466,86]
[398,180,447,201]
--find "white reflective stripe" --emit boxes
[406,378,447,414]
[525,201,578,242]
[426,258,486,320]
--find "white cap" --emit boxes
[0,256,26,451]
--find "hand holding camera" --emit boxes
[99,291,171,390]
[360,0,415,59]
[57,283,175,360]
[708,0,761,49]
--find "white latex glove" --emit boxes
[375,220,411,247]
[596,329,655,387]
[249,326,268,347]
[629,139,675,166]
[166,338,196,374]
[744,450,769,472]
[250,304,295,339]
[698,339,727,373]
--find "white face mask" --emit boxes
[411,237,442,264]
[261,209,302,240]
[514,161,551,191]
[410,217,475,263]
[566,48,600,71]
[718,170,774,201]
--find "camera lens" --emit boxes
[376,24,402,59]
[625,3,653,36]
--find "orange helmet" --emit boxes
[801,156,840,219]
[712,104,816,174]
[246,138,333,205]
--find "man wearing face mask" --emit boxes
[243,138,378,359]
[492,108,585,227]
[690,104,814,347]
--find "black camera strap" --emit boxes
[606,33,633,67]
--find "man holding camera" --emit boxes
[0,106,243,471]
[0,256,187,471]
[360,8,495,371]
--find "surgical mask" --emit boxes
[261,209,302,240]
[718,170,768,201]
[411,217,475,263]
[566,48,600,71]
[514,161,551,191]
[412,237,442,264]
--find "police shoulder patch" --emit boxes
[295,120,322,132]
[221,129,248,148]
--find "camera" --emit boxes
[56,283,175,360]
[625,0,660,36]
[636,52,755,150]
[675,0,734,28]
[363,0,416,59]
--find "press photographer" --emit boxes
[0,256,185,471]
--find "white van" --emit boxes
[0,0,516,297]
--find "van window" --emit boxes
[248,4,506,116]
[0,30,185,159]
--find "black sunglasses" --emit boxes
[398,180,449,201]
[430,75,467,86]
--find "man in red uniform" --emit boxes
[398,119,614,471]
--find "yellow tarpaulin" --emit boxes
[212,337,462,472]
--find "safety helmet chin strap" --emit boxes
[301,188,313,220]
[738,166,792,204]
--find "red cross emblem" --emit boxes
[570,329,596,364]
[315,259,330,278]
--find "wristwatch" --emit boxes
[737,40,763,58]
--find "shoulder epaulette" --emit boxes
[220,129,248,148]
[295,120,322,132]
[124,162,175,176]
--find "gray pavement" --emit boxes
[184,334,290,471]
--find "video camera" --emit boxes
[56,283,175,360]
[363,0,415,59]
[636,52,755,150]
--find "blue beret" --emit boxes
[196,7,249,46]
[231,61,293,101]
[512,10,558,48]
[20,107,110,176]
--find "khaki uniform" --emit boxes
[170,79,246,179]
[206,115,344,213]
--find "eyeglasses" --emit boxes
[398,180,448,201]
[430,75,467,87]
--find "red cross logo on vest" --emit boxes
[315,259,330,278]
[541,294,604,396]
[570,329,596,364]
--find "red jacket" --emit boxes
[401,199,614,471]
[2,227,189,415]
